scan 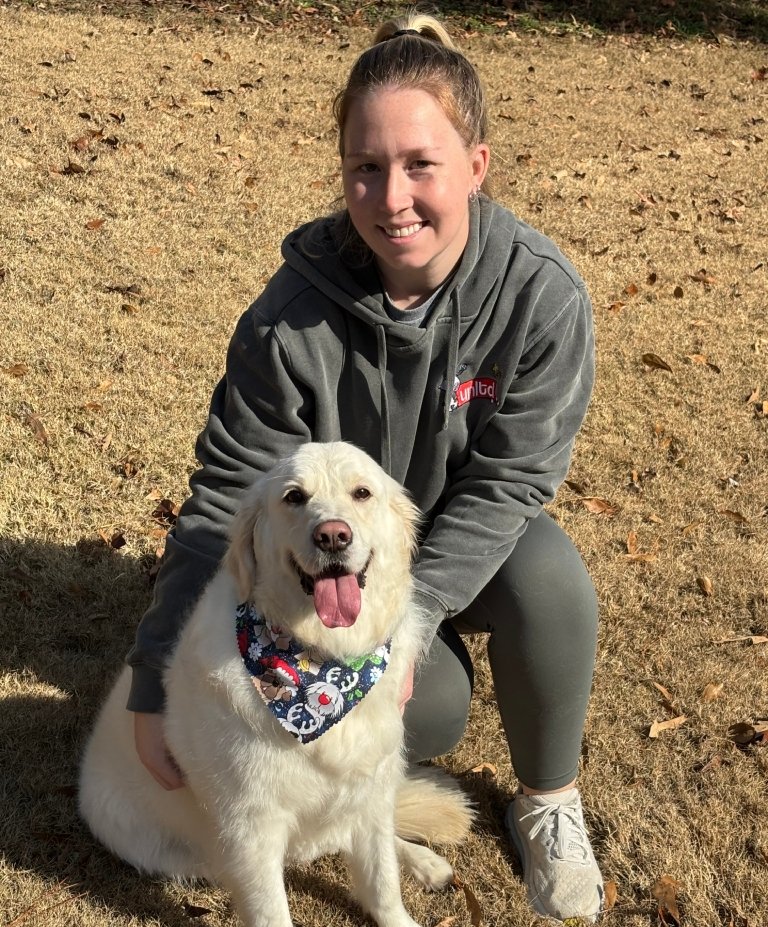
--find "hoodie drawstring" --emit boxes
[375,323,392,475]
[442,290,461,430]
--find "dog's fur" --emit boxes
[79,442,473,927]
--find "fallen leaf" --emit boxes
[697,575,714,597]
[689,269,717,284]
[673,285,684,298]
[648,715,687,738]
[470,762,498,777]
[581,497,620,516]
[745,386,760,403]
[718,509,748,524]
[434,918,458,927]
[98,530,126,550]
[603,880,618,912]
[452,875,482,926]
[85,218,105,230]
[701,682,723,702]
[642,352,673,372]
[182,899,213,918]
[624,282,639,296]
[2,363,29,377]
[24,413,49,444]
[626,531,639,555]
[728,721,766,746]
[652,875,682,925]
[715,635,768,646]
[698,754,723,773]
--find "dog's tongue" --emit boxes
[313,573,360,628]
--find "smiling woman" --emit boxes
[341,87,489,308]
[126,11,603,925]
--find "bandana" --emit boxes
[235,602,391,744]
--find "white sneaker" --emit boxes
[506,788,603,922]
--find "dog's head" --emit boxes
[224,442,421,653]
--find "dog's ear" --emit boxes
[389,488,422,562]
[224,495,261,602]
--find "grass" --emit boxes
[1,3,767,926]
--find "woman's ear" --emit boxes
[470,142,490,190]
[224,496,261,602]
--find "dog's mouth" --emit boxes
[290,555,371,629]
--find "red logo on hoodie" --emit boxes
[451,376,498,410]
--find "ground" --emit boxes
[0,2,766,926]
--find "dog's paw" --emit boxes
[396,838,454,891]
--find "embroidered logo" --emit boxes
[235,602,391,744]
[441,364,500,412]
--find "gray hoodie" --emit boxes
[126,197,594,712]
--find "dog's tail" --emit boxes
[395,765,475,846]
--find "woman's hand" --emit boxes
[133,711,185,790]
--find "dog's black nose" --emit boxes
[313,520,353,553]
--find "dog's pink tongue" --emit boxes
[313,574,360,628]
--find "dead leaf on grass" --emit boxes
[24,413,49,444]
[85,218,105,230]
[696,575,714,597]
[603,880,618,912]
[642,352,673,372]
[451,875,482,926]
[652,875,682,925]
[98,530,126,550]
[648,715,687,738]
[728,721,768,746]
[717,509,748,524]
[470,762,498,777]
[182,899,213,918]
[715,634,768,645]
[2,363,29,377]
[581,497,619,516]
[434,918,458,927]
[701,682,723,702]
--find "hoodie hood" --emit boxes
[280,198,514,469]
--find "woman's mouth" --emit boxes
[383,221,426,239]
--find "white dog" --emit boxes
[79,442,474,927]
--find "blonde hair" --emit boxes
[333,13,489,186]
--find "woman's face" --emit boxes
[341,86,489,303]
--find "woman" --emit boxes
[128,13,603,923]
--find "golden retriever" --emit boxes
[79,441,473,927]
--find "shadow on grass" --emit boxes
[0,536,191,923]
[0,536,410,925]
[8,0,768,42]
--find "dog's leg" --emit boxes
[213,833,294,927]
[395,836,454,891]
[345,830,421,927]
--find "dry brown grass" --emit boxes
[1,4,767,926]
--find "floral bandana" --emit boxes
[235,602,391,744]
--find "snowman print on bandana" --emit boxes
[235,602,391,744]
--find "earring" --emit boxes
[468,185,481,202]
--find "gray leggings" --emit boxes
[403,511,598,791]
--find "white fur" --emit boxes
[79,442,472,927]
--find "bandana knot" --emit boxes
[235,602,391,744]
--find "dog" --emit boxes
[79,441,474,927]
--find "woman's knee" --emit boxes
[403,624,473,762]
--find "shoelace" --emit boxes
[520,801,592,864]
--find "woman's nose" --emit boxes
[381,169,411,213]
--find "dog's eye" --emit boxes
[352,486,372,501]
[283,489,307,505]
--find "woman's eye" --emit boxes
[353,486,372,501]
[284,489,307,505]
[358,163,378,174]
[411,160,432,170]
